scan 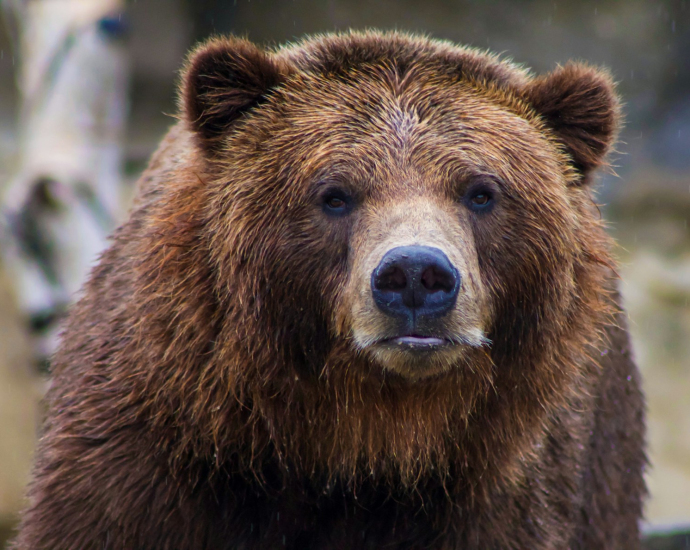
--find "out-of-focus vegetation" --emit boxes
[1,0,688,547]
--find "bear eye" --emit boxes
[326,196,345,209]
[471,192,491,206]
[322,189,352,216]
[463,179,498,213]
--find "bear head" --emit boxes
[163,31,618,484]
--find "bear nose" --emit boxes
[371,246,460,321]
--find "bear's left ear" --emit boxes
[524,63,620,185]
[182,37,287,155]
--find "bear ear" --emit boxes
[182,37,286,154]
[524,63,620,185]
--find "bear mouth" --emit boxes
[381,335,452,351]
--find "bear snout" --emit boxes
[371,245,460,327]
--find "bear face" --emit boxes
[184,35,614,382]
[172,33,618,482]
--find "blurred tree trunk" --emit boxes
[0,0,128,539]
[1,0,129,359]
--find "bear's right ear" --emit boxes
[182,37,286,155]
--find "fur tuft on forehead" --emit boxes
[276,31,529,89]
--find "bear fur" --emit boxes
[14,31,645,549]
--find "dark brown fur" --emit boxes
[13,31,645,549]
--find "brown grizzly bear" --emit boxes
[13,31,645,549]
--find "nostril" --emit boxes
[375,265,407,291]
[421,265,455,293]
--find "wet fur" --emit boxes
[13,31,645,549]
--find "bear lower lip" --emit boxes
[385,336,450,349]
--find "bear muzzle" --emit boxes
[371,245,460,350]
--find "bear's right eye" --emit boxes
[322,190,352,216]
[327,197,345,209]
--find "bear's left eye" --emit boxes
[322,189,352,216]
[463,178,498,213]
[471,192,492,207]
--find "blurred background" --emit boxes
[0,0,688,547]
